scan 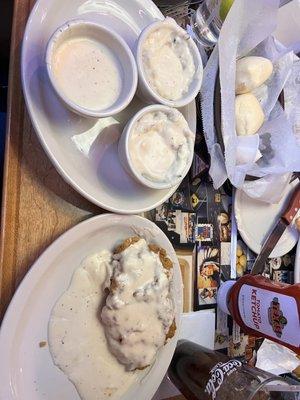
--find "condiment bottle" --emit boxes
[217,275,300,354]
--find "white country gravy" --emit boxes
[128,108,194,185]
[48,241,175,399]
[52,37,122,110]
[101,239,175,371]
[141,18,196,101]
[48,251,138,400]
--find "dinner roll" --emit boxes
[235,56,273,94]
[235,93,265,136]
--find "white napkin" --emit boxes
[256,339,300,375]
[202,0,300,203]
[152,310,216,400]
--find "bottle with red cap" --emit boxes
[217,274,300,354]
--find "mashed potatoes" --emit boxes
[128,108,194,185]
[141,18,196,101]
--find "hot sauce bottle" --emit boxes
[217,274,300,354]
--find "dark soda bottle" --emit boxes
[167,340,296,400]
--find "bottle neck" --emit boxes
[217,280,236,315]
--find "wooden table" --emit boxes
[0,0,103,322]
[0,1,186,399]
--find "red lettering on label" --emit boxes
[250,289,261,330]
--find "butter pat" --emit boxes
[235,56,273,95]
[235,93,265,136]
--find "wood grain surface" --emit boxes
[0,0,102,322]
[0,1,187,399]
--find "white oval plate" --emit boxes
[21,0,197,214]
[235,180,299,257]
[0,214,182,400]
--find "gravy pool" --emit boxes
[52,37,122,110]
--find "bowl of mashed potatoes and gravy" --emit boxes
[136,17,203,108]
[46,20,137,118]
[118,105,195,189]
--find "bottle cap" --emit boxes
[217,280,236,315]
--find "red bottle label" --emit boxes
[238,284,299,347]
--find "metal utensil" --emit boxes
[251,181,300,275]
[156,0,201,24]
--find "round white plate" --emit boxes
[21,0,197,214]
[0,214,182,400]
[235,180,299,257]
[275,1,300,50]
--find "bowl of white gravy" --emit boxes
[136,17,203,108]
[46,20,137,118]
[118,104,195,189]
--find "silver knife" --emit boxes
[251,182,300,275]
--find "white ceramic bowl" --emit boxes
[118,104,195,190]
[135,18,203,108]
[46,20,137,118]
